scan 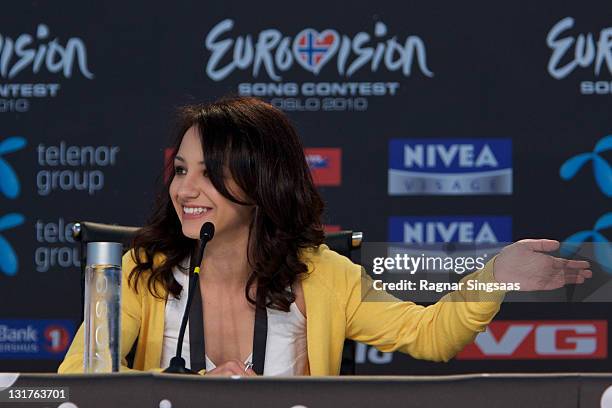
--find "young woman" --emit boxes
[58,97,591,376]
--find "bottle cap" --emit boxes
[86,242,123,267]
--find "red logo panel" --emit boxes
[458,320,607,360]
[304,148,342,186]
[43,325,70,353]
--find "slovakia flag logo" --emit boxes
[293,29,339,74]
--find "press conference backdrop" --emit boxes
[0,0,610,373]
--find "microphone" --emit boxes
[164,222,215,374]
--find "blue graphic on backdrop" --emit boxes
[0,137,26,277]
[388,216,512,244]
[0,214,25,276]
[560,135,612,197]
[0,137,26,199]
[307,155,329,169]
[561,213,612,274]
[388,138,513,195]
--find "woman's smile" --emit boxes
[181,205,213,220]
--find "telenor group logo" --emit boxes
[388,216,512,244]
[388,139,512,195]
[305,148,342,186]
[458,320,608,359]
[560,135,612,197]
[0,137,26,199]
[0,137,26,277]
[561,212,612,274]
[0,214,25,277]
[0,319,75,358]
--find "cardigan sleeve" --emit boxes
[343,257,505,362]
[57,251,143,373]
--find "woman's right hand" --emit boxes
[204,360,257,376]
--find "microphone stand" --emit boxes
[164,222,214,374]
[164,272,199,374]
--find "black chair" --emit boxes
[72,221,363,375]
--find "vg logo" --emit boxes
[0,137,26,276]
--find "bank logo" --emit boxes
[388,139,513,195]
[388,216,512,244]
[547,17,612,95]
[561,213,612,274]
[0,319,75,359]
[560,135,612,197]
[305,148,342,186]
[294,30,339,74]
[43,325,71,353]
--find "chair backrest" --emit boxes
[72,220,363,374]
[73,221,363,281]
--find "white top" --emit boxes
[160,262,308,376]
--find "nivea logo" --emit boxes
[403,143,499,170]
[205,19,433,81]
[389,216,512,244]
[0,24,93,79]
[388,138,512,195]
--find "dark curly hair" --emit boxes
[128,96,325,311]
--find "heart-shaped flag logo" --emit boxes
[292,29,339,75]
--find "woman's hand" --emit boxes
[204,360,257,377]
[494,239,592,291]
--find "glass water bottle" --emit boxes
[83,242,122,373]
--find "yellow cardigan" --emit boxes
[58,245,503,375]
